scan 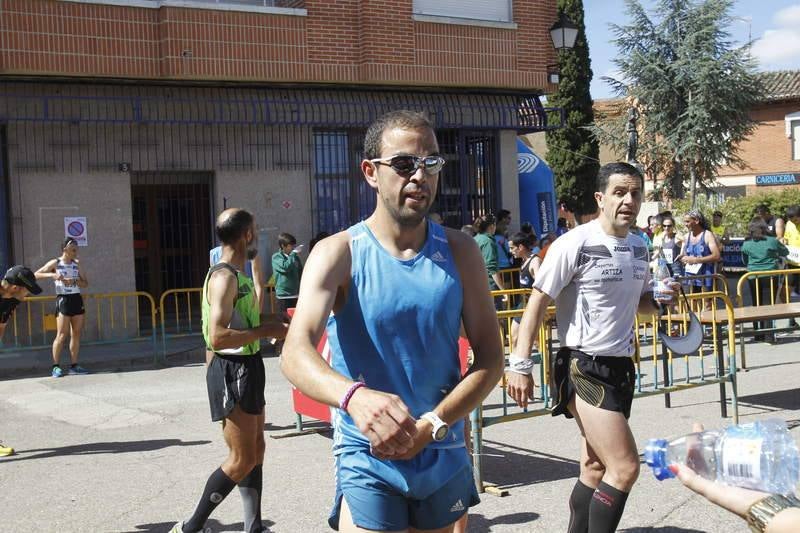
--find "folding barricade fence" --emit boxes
[470,282,739,493]
[0,292,158,360]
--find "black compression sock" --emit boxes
[239,465,263,533]
[183,468,237,532]
[568,480,595,533]
[588,481,629,533]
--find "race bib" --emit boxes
[787,246,800,266]
[663,248,674,264]
[685,262,703,275]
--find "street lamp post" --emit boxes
[547,12,579,84]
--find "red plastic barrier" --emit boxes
[288,308,332,423]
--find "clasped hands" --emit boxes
[345,387,433,461]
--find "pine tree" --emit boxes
[591,0,763,203]
[545,0,600,218]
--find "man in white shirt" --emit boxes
[506,162,674,533]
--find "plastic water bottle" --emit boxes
[645,419,800,495]
[651,255,673,301]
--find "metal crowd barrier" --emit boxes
[497,267,520,290]
[0,291,158,359]
[735,268,797,307]
[469,289,738,493]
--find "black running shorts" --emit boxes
[550,348,635,419]
[55,293,85,316]
[206,352,265,422]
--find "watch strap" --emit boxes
[746,494,800,533]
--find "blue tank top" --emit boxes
[685,230,714,285]
[327,220,465,453]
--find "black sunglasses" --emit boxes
[370,155,445,176]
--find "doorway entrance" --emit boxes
[131,172,213,299]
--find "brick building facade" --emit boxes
[0,0,562,305]
[716,71,800,196]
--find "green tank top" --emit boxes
[202,262,260,356]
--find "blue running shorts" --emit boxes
[328,446,479,531]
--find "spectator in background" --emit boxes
[657,215,684,277]
[630,222,653,253]
[460,224,476,237]
[741,217,788,342]
[780,205,800,297]
[508,231,541,351]
[679,210,720,299]
[473,214,506,304]
[649,214,665,251]
[271,232,303,314]
[756,204,781,237]
[494,209,513,269]
[710,210,729,274]
[556,217,569,237]
[710,211,729,245]
[520,222,535,237]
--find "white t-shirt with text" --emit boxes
[533,219,651,357]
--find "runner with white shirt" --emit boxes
[35,237,89,377]
[507,162,676,533]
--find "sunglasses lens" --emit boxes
[422,156,444,174]
[390,156,418,174]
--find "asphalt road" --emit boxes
[1,338,798,533]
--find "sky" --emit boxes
[584,0,800,99]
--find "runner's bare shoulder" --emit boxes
[303,230,353,284]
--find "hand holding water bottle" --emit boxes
[645,419,800,495]
[651,252,678,306]
[658,423,800,533]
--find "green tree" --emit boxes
[546,0,600,217]
[591,0,763,205]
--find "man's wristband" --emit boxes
[339,381,366,412]
[746,494,800,533]
[507,355,535,375]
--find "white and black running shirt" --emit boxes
[533,219,651,357]
[54,259,81,295]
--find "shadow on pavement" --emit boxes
[479,439,579,489]
[620,526,707,533]
[119,518,275,532]
[1,438,211,463]
[468,511,540,532]
[737,388,800,411]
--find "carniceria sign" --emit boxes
[755,173,799,186]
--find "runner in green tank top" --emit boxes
[171,208,288,533]
[202,264,260,356]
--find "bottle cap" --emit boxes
[644,439,676,481]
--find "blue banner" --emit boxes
[517,139,557,238]
[721,238,745,269]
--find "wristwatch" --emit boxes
[420,412,449,442]
[746,494,800,533]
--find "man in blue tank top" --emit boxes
[281,110,504,532]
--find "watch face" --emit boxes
[433,424,449,441]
